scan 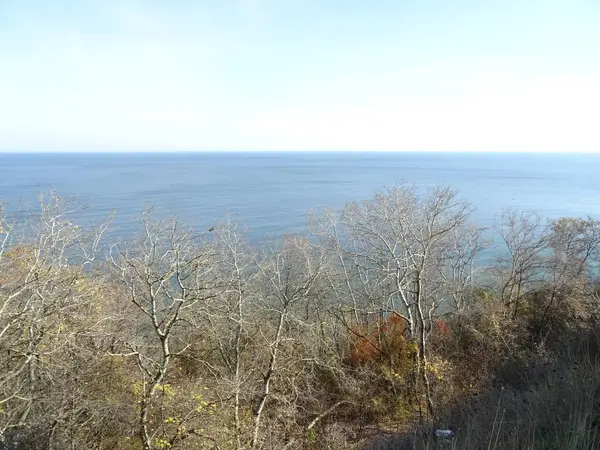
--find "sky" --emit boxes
[0,0,599,153]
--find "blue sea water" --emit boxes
[0,152,599,241]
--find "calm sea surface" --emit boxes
[1,152,599,241]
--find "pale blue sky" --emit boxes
[1,0,599,152]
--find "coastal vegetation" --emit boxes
[1,185,600,449]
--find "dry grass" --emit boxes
[364,324,600,450]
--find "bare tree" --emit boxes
[493,210,548,319]
[312,183,476,421]
[547,217,600,285]
[0,193,111,446]
[109,213,218,450]
[193,219,259,449]
[438,224,488,317]
[11,184,597,448]
[538,217,600,330]
[309,208,362,326]
[250,234,327,448]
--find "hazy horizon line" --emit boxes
[2,149,599,155]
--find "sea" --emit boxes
[1,152,599,243]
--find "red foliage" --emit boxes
[345,314,413,369]
[435,320,451,335]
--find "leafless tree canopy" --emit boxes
[1,187,599,449]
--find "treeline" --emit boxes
[1,185,600,449]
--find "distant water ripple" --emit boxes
[1,152,599,242]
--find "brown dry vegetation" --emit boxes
[1,188,600,449]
